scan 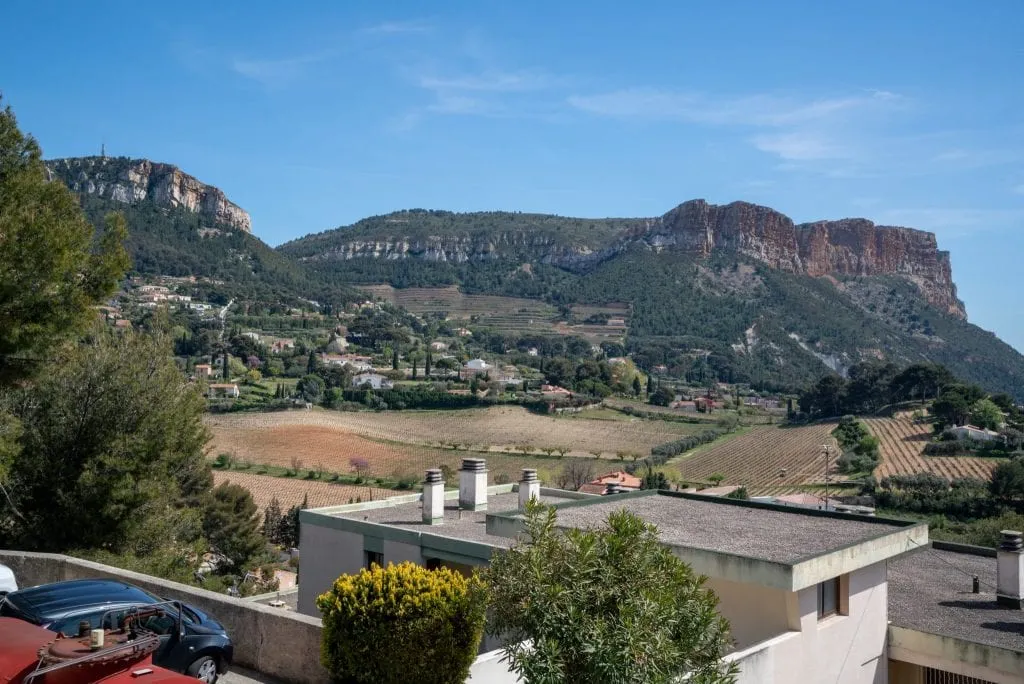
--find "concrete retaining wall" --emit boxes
[0,551,330,684]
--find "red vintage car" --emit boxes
[0,615,197,684]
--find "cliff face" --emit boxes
[46,157,251,233]
[285,198,966,319]
[650,200,964,318]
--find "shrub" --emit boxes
[317,562,486,684]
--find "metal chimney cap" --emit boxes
[999,530,1023,551]
[460,458,487,472]
[520,468,538,482]
[424,469,443,484]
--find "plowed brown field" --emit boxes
[866,414,1000,480]
[212,470,382,511]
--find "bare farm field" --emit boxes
[866,414,1000,481]
[212,470,382,511]
[672,423,840,493]
[208,406,702,459]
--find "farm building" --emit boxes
[950,425,1001,442]
[578,470,642,495]
[351,372,394,390]
[194,363,212,378]
[460,358,493,380]
[208,383,240,398]
[297,460,1024,682]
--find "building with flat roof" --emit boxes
[888,537,1024,683]
[301,459,983,682]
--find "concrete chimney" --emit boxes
[996,530,1023,609]
[519,469,540,510]
[459,458,488,511]
[422,469,445,525]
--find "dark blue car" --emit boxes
[0,579,233,683]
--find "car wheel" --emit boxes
[186,655,219,683]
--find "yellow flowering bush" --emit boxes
[316,561,487,684]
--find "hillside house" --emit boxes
[296,461,1024,682]
[455,327,472,337]
[208,383,240,399]
[430,341,448,351]
[578,470,642,495]
[271,339,295,354]
[497,365,521,386]
[526,347,539,357]
[194,363,212,379]
[241,332,261,341]
[951,425,1001,442]
[322,353,373,372]
[460,359,492,380]
[351,372,394,390]
[540,384,571,398]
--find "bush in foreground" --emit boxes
[316,562,486,684]
[486,504,737,684]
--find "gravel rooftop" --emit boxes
[889,545,1024,653]
[551,493,910,564]
[337,491,575,547]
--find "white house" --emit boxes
[430,341,449,351]
[351,372,394,390]
[460,359,492,380]
[304,463,1012,683]
[951,424,1001,442]
[207,383,240,399]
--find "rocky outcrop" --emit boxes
[46,157,251,233]
[649,200,964,318]
[289,198,966,319]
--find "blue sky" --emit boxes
[3,1,1023,351]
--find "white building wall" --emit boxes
[298,524,365,617]
[707,577,793,649]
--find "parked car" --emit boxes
[0,579,233,683]
[0,564,16,594]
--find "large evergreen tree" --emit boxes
[0,98,129,384]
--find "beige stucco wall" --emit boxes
[728,560,889,684]
[298,524,364,616]
[707,577,794,649]
[383,539,424,565]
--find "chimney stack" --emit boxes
[459,458,488,511]
[422,469,444,525]
[997,530,1023,609]
[519,469,540,510]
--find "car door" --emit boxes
[135,609,183,669]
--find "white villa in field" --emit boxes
[350,372,394,390]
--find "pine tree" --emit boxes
[632,375,642,396]
[392,348,399,370]
[307,351,317,375]
[425,351,432,377]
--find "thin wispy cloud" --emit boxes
[362,20,432,35]
[566,89,899,127]
[876,207,1024,237]
[230,51,333,88]
[419,70,554,93]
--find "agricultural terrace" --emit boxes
[672,422,841,495]
[359,284,628,342]
[866,413,1001,481]
[212,470,380,511]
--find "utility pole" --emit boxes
[821,444,833,510]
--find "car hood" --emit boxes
[182,603,227,635]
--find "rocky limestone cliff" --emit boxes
[649,200,963,318]
[288,198,966,319]
[46,156,251,233]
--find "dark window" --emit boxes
[425,558,442,571]
[924,667,998,684]
[365,550,383,568]
[56,610,121,636]
[817,578,839,619]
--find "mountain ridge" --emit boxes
[280,199,964,318]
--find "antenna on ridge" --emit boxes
[101,141,106,159]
